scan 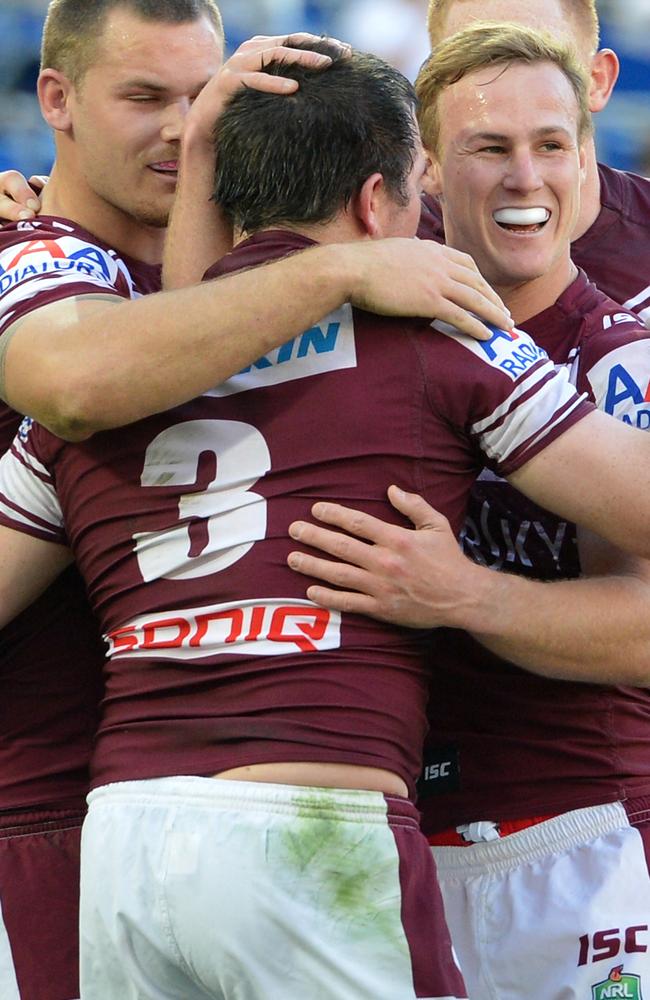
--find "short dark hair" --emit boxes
[213,39,419,234]
[42,0,224,83]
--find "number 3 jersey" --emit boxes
[0,217,160,812]
[0,230,593,797]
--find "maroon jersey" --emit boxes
[419,271,650,830]
[0,230,591,799]
[0,217,160,812]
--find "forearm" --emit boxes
[470,569,650,685]
[162,124,233,290]
[4,245,358,439]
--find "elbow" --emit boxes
[38,381,105,442]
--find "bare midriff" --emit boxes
[212,761,408,797]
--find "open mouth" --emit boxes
[493,207,551,234]
[149,161,179,177]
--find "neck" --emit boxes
[243,214,367,248]
[495,254,579,325]
[40,162,166,266]
[572,138,602,241]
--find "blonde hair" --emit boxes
[416,21,592,154]
[427,0,600,53]
[42,0,224,84]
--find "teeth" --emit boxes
[493,207,550,225]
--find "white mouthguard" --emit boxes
[493,207,551,225]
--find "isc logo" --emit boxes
[422,762,451,781]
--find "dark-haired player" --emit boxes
[288,20,650,1000]
[0,37,637,1000]
[0,3,509,997]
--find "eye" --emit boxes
[540,141,563,151]
[478,145,506,154]
[126,94,159,103]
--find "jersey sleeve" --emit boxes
[578,317,650,432]
[0,418,67,545]
[0,226,137,339]
[426,321,595,477]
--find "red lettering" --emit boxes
[577,934,589,967]
[625,925,648,954]
[245,606,266,641]
[142,617,191,649]
[268,606,331,652]
[7,240,66,268]
[108,625,139,652]
[593,929,621,963]
[191,609,244,646]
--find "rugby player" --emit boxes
[0,2,512,997]
[287,20,650,1000]
[0,37,642,1000]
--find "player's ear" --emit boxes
[422,148,442,198]
[355,173,387,237]
[588,49,619,113]
[38,69,75,132]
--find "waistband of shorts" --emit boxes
[428,812,559,847]
[88,776,421,828]
[0,804,87,837]
[431,800,630,874]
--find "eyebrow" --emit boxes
[464,126,574,143]
[118,78,168,93]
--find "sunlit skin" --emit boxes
[428,61,587,321]
[285,143,430,246]
[40,8,223,262]
[437,0,595,63]
[383,144,431,239]
[432,0,620,240]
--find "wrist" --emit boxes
[448,559,511,633]
[180,118,216,165]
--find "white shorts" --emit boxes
[80,776,466,1000]
[432,798,650,1000]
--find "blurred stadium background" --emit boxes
[0,0,648,177]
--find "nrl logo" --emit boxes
[592,965,643,1000]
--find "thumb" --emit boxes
[387,485,448,531]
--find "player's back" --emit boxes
[0,229,590,802]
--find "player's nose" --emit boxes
[160,97,191,143]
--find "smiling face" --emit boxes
[66,7,222,229]
[430,59,586,303]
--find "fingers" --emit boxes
[0,170,41,222]
[305,584,376,616]
[28,175,48,193]
[386,486,446,530]
[293,501,399,547]
[347,238,513,335]
[289,516,377,566]
[287,547,372,592]
[222,44,333,94]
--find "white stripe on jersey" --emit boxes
[469,359,557,438]
[106,598,342,660]
[0,448,63,539]
[472,365,584,465]
[623,284,650,328]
